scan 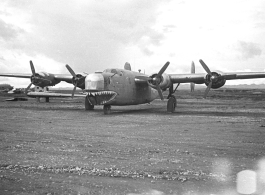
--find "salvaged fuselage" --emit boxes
[84,69,159,106]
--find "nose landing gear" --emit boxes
[85,96,94,110]
[103,105,111,115]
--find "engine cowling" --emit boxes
[30,72,60,87]
[73,74,86,89]
[148,73,172,90]
[204,72,226,89]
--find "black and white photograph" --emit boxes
[0,0,265,194]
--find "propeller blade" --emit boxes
[71,84,77,98]
[156,83,164,100]
[190,61,195,92]
[135,76,152,81]
[30,61,36,76]
[204,81,212,98]
[199,59,212,75]
[191,61,195,74]
[66,64,76,77]
[157,61,170,77]
[25,82,33,93]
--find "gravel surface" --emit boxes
[0,89,265,194]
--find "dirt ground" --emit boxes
[0,89,265,195]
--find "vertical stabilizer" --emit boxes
[190,61,195,92]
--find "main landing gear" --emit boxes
[166,83,180,113]
[167,95,176,113]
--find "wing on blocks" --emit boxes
[0,61,78,90]
[26,92,86,98]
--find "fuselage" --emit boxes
[84,68,159,106]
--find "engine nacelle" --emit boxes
[148,73,172,90]
[205,72,226,89]
[31,72,60,87]
[74,74,86,89]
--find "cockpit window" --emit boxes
[103,69,123,76]
[111,69,118,74]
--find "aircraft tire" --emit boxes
[103,105,111,115]
[85,97,94,110]
[167,95,176,113]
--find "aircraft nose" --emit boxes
[85,73,104,90]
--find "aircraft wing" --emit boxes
[0,73,73,82]
[222,72,265,80]
[0,73,32,78]
[169,72,265,84]
[53,74,73,83]
[26,92,86,98]
[169,73,206,84]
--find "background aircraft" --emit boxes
[0,84,13,92]
[27,59,265,114]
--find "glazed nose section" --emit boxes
[85,73,104,90]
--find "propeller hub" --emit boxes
[66,64,86,98]
[210,75,217,82]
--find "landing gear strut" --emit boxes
[85,97,94,110]
[103,105,111,115]
[167,95,176,113]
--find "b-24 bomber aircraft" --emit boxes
[26,59,265,114]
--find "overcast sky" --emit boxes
[0,0,265,87]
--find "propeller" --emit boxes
[199,59,236,98]
[152,61,170,100]
[30,60,36,77]
[190,61,195,92]
[135,61,170,100]
[25,82,33,93]
[25,60,54,93]
[25,61,35,92]
[66,64,79,98]
[199,59,219,98]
